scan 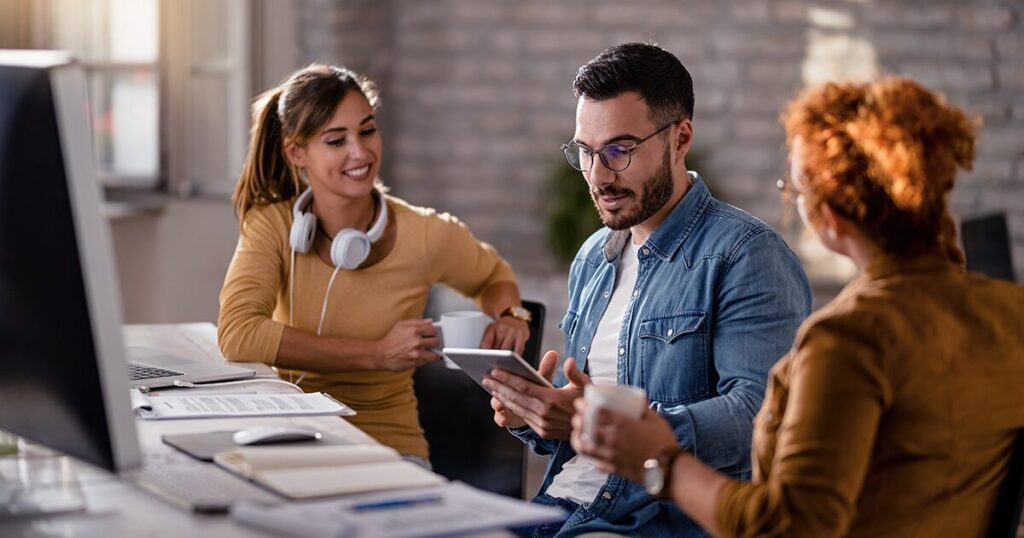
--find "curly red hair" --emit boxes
[782,78,976,262]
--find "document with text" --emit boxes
[131,391,355,420]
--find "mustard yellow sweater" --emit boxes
[217,194,516,458]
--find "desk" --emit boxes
[1,323,506,538]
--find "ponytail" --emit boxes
[233,88,301,223]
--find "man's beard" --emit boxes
[591,148,674,231]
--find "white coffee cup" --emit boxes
[583,381,647,440]
[433,310,491,368]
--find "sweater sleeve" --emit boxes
[713,315,893,537]
[216,206,288,365]
[425,210,516,300]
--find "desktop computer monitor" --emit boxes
[0,50,141,474]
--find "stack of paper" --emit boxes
[130,390,354,420]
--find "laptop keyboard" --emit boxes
[128,363,184,381]
[132,456,281,513]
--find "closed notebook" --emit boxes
[213,445,444,499]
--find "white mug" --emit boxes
[583,381,647,440]
[433,310,491,368]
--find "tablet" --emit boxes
[442,348,554,390]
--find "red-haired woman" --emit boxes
[570,78,1024,536]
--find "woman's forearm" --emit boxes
[274,325,379,372]
[669,452,731,537]
[478,281,521,319]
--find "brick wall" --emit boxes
[296,0,1024,285]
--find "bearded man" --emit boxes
[483,42,812,537]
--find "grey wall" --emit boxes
[111,1,1024,325]
[295,0,1024,282]
[110,200,238,323]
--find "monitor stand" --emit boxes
[0,439,86,519]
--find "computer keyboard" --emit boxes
[127,363,184,381]
[131,456,281,513]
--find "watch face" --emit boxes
[643,459,664,496]
[504,306,531,322]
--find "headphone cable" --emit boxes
[317,266,342,336]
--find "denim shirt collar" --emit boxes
[600,171,710,263]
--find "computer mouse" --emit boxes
[232,425,322,446]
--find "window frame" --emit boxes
[31,0,256,199]
[32,0,163,190]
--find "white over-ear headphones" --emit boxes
[289,187,388,270]
[287,187,389,338]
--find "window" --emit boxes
[32,0,255,197]
[40,0,161,188]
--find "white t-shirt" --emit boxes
[546,240,639,505]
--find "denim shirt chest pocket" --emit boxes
[637,311,709,405]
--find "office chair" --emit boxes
[988,430,1024,538]
[413,300,546,498]
[961,213,1016,282]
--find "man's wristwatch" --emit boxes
[499,305,532,324]
[643,445,684,498]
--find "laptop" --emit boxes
[126,345,255,389]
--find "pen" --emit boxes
[350,493,444,512]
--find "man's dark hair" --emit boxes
[573,42,695,126]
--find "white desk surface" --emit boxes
[1,323,504,538]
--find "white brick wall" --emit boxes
[295,0,1024,282]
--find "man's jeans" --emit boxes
[510,494,580,538]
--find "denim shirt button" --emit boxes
[632,289,638,298]
[580,345,587,353]
[667,328,674,336]
[618,347,625,356]
[603,291,610,298]
[641,247,650,256]
[602,491,613,500]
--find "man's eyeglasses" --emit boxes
[561,119,680,173]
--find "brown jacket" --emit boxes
[716,256,1024,537]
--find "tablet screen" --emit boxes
[441,348,553,390]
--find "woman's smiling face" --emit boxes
[287,89,382,201]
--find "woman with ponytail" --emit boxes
[218,64,529,464]
[568,78,1024,537]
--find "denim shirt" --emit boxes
[513,173,812,537]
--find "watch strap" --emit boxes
[500,305,531,323]
[654,444,684,499]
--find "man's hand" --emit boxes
[484,350,590,439]
[481,316,529,356]
[374,319,442,371]
[490,397,525,429]
[570,399,677,483]
[489,350,564,429]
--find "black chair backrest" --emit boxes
[962,213,1016,282]
[413,300,546,498]
[989,429,1024,538]
[520,300,546,367]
